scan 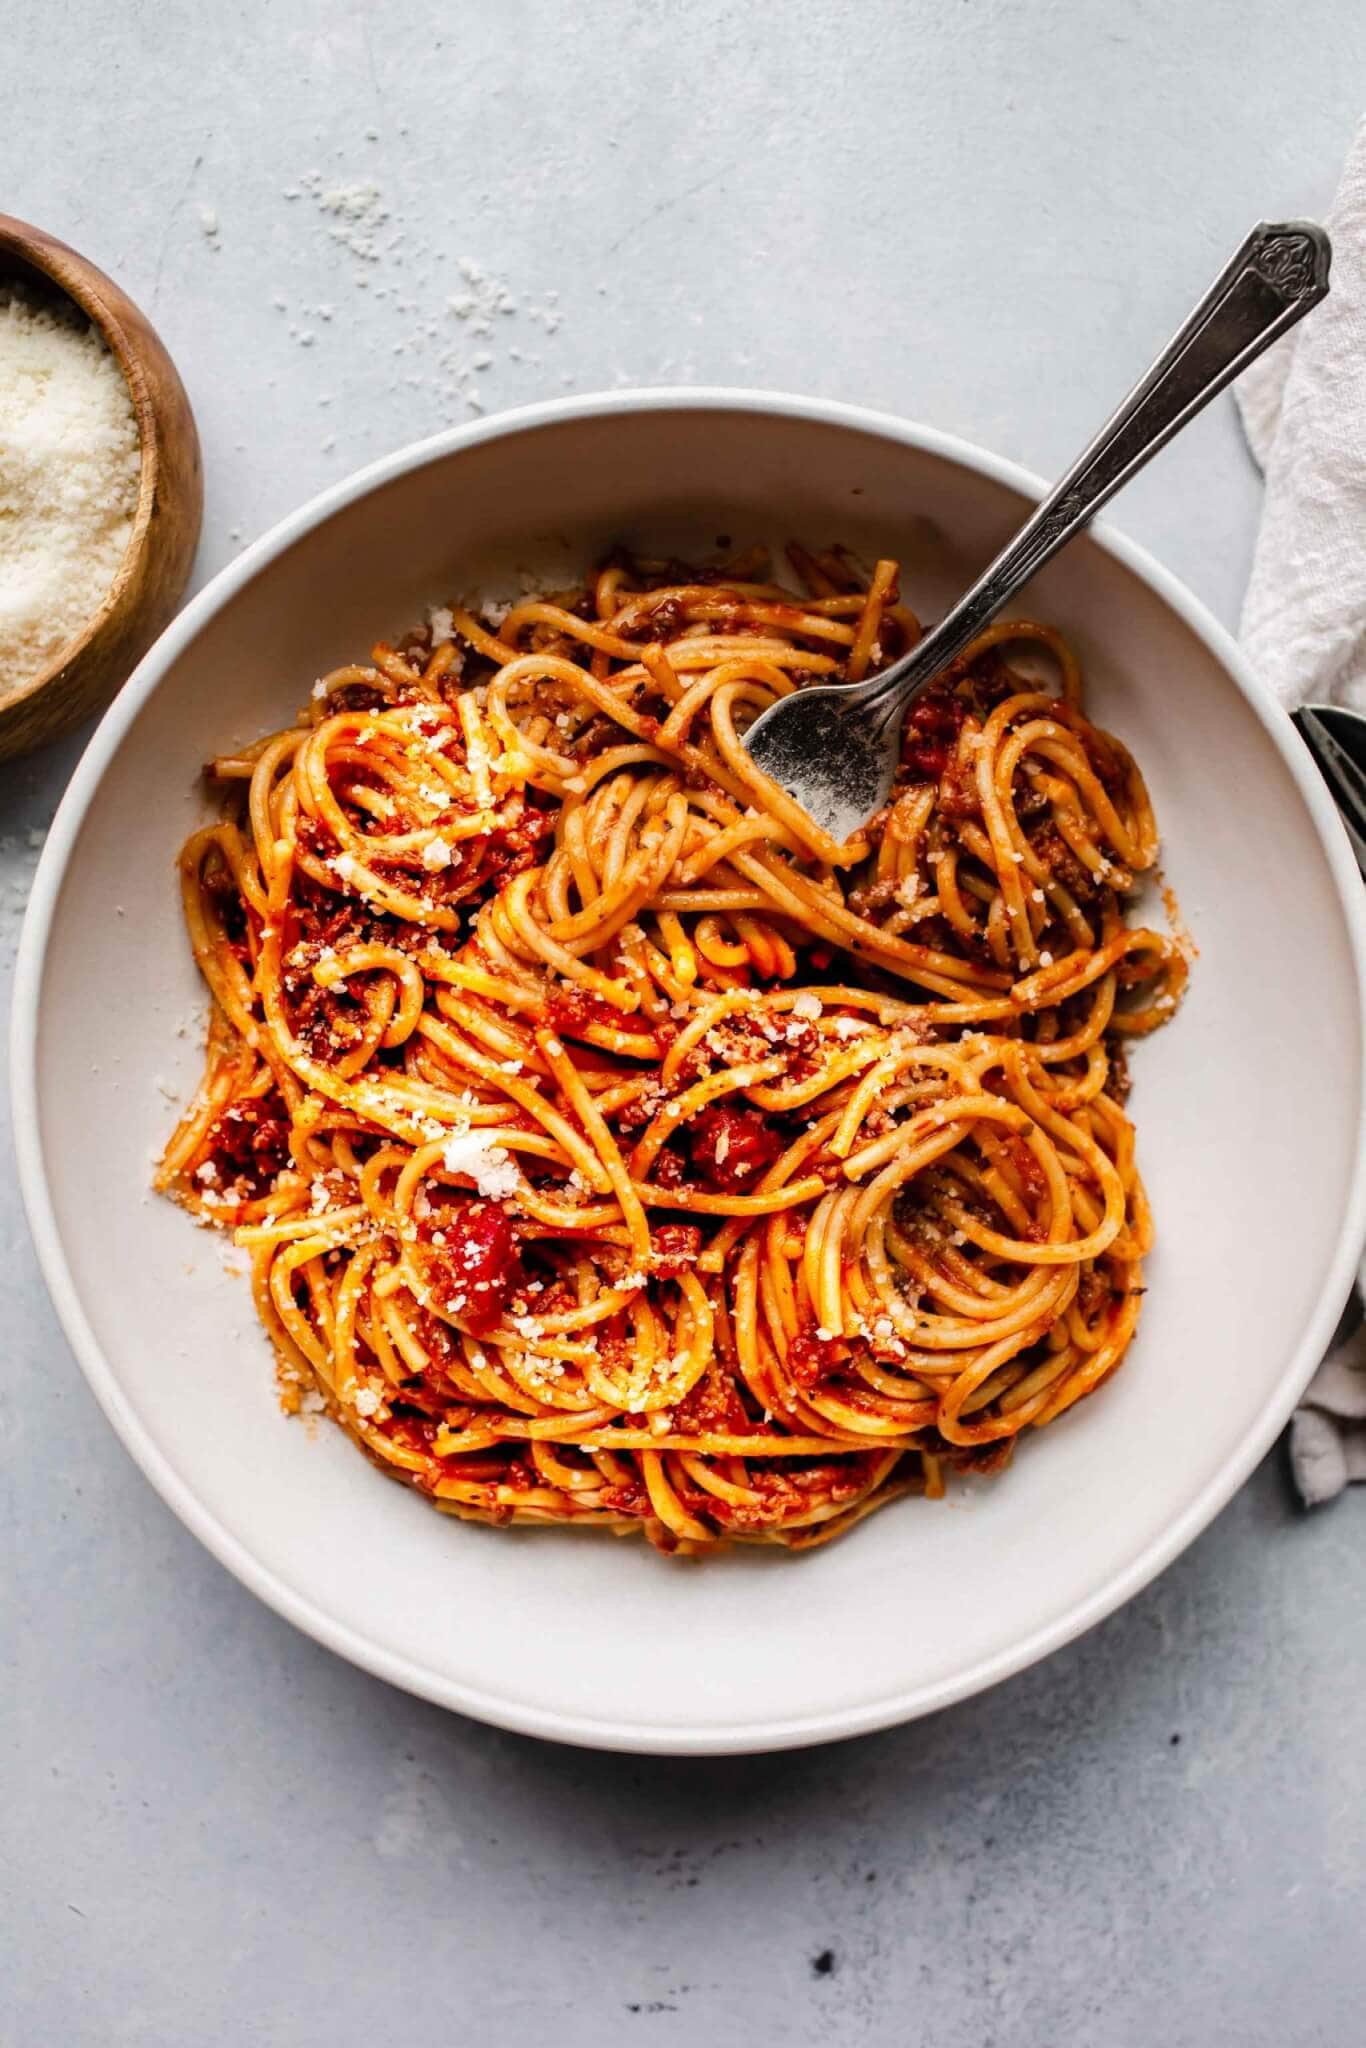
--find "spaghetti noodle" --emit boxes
[159,542,1187,1554]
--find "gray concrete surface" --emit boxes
[3,4,1365,2042]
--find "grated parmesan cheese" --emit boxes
[0,282,141,691]
[440,1125,520,1197]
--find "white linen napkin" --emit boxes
[1236,115,1366,1504]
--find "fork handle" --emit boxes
[861,219,1331,726]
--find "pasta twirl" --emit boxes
[158,542,1187,1554]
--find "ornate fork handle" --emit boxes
[858,220,1331,731]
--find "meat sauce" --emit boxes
[202,1097,291,1194]
[670,1365,753,1434]
[203,863,251,964]
[787,1326,851,1389]
[688,1103,783,1191]
[650,1145,688,1190]
[902,689,967,781]
[417,1196,521,1335]
[650,1221,703,1278]
[457,800,555,897]
[545,982,633,1041]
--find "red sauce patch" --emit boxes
[327,680,391,714]
[650,1145,687,1190]
[903,688,967,781]
[599,1480,648,1516]
[203,864,251,963]
[671,1366,753,1434]
[545,981,632,1040]
[688,1103,783,1191]
[650,1221,703,1277]
[283,869,368,951]
[1076,1267,1116,1322]
[202,1097,291,1194]
[471,799,557,893]
[384,1412,441,1459]
[418,1196,520,1335]
[787,1326,851,1388]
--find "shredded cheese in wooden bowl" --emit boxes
[0,280,141,693]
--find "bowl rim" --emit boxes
[13,385,1366,1754]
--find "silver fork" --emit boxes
[742,220,1331,845]
[1294,704,1366,876]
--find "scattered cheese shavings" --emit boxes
[440,1125,520,1197]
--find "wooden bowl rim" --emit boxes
[0,214,172,719]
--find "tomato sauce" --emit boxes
[688,1103,783,1191]
[203,864,251,963]
[650,1221,703,1277]
[787,1326,851,1389]
[545,982,630,1040]
[419,1196,521,1334]
[902,689,967,781]
[202,1097,291,1193]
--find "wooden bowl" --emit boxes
[0,215,203,761]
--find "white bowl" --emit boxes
[14,391,1366,1754]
